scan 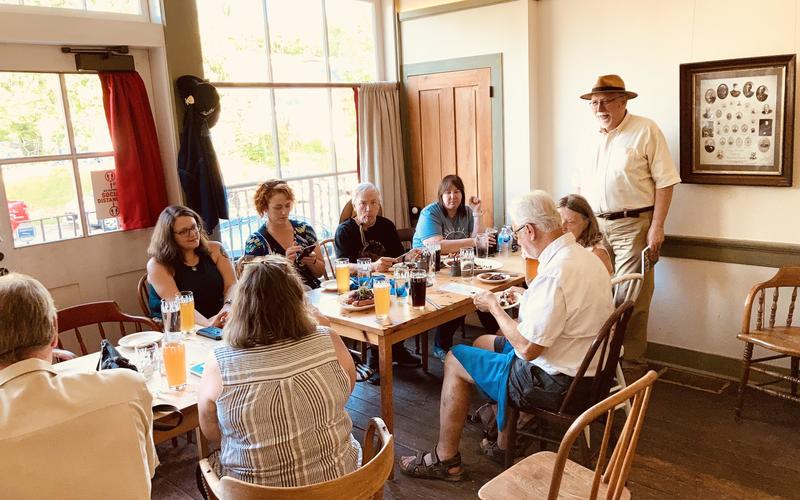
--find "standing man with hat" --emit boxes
[577,74,680,376]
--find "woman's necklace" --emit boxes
[185,254,200,271]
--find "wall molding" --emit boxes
[398,0,515,22]
[662,235,800,268]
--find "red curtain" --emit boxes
[99,71,168,230]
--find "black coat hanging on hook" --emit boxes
[176,75,229,232]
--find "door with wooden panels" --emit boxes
[406,68,493,227]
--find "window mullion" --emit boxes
[58,73,88,238]
[262,0,282,179]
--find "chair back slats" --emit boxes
[57,301,159,355]
[755,289,765,331]
[318,237,336,281]
[547,371,658,500]
[788,287,798,327]
[610,273,643,307]
[559,301,634,415]
[769,287,779,328]
[743,267,800,334]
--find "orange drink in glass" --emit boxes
[177,291,194,333]
[335,258,351,293]
[525,256,539,285]
[163,334,187,390]
[374,279,390,320]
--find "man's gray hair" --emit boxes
[0,273,56,364]
[510,190,563,233]
[351,182,381,205]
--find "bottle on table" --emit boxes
[497,225,512,257]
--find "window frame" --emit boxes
[0,0,153,22]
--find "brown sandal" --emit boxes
[399,446,464,482]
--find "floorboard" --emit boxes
[153,329,800,499]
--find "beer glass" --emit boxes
[459,247,475,280]
[177,291,195,337]
[373,279,390,320]
[335,258,351,293]
[476,233,490,259]
[357,258,372,288]
[410,269,427,310]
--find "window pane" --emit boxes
[22,0,83,8]
[197,0,269,82]
[65,74,112,153]
[274,89,333,178]
[267,0,326,82]
[78,157,121,235]
[326,0,377,82]
[331,88,357,172]
[86,0,140,14]
[2,160,83,246]
[214,88,278,186]
[0,72,69,159]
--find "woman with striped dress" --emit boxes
[198,255,359,486]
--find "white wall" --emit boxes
[535,0,800,361]
[400,0,533,214]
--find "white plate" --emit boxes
[118,331,163,348]
[339,297,375,311]
[474,258,503,271]
[321,279,339,292]
[495,291,521,309]
[476,272,510,284]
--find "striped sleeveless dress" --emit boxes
[213,327,359,486]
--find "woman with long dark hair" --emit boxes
[146,205,236,326]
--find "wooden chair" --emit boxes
[504,301,635,468]
[397,227,415,251]
[479,370,658,500]
[318,237,336,280]
[609,273,644,415]
[199,417,394,500]
[57,301,160,355]
[736,266,800,420]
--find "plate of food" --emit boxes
[497,290,520,308]
[118,331,163,349]
[474,258,503,271]
[477,272,510,284]
[321,279,339,292]
[340,287,376,311]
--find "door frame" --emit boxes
[401,53,505,225]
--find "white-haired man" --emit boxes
[0,273,159,498]
[399,191,612,481]
[335,182,422,376]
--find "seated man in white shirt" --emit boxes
[399,190,613,481]
[0,273,159,499]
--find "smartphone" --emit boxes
[189,362,205,377]
[197,326,223,340]
[297,244,316,260]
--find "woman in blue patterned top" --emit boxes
[243,180,325,289]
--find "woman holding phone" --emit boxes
[243,180,325,289]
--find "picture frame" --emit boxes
[679,54,795,186]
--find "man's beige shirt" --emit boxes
[578,112,681,213]
[0,358,159,499]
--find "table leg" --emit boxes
[196,427,209,459]
[378,335,394,433]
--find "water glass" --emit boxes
[476,233,490,259]
[134,341,159,381]
[357,258,372,288]
[393,265,409,301]
[459,247,475,280]
[161,298,180,333]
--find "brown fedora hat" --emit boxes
[580,74,638,100]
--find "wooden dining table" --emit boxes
[52,332,217,458]
[308,251,528,433]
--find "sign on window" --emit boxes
[91,170,120,220]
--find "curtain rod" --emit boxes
[211,81,398,89]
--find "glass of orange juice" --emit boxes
[177,291,195,337]
[373,278,390,321]
[525,255,539,285]
[335,258,351,293]
[163,332,187,390]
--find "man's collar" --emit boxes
[538,232,576,268]
[0,358,56,387]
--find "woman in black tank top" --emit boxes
[146,206,236,327]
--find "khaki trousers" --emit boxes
[597,212,654,363]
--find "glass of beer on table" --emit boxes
[373,278,390,321]
[523,249,539,285]
[410,269,427,310]
[176,291,194,337]
[335,258,351,293]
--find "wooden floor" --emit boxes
[153,331,800,499]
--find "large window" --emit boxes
[0,0,144,16]
[196,0,381,256]
[0,72,121,247]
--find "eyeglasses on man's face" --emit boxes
[590,96,625,109]
[512,224,530,236]
[173,225,200,237]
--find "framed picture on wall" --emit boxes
[679,54,795,186]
